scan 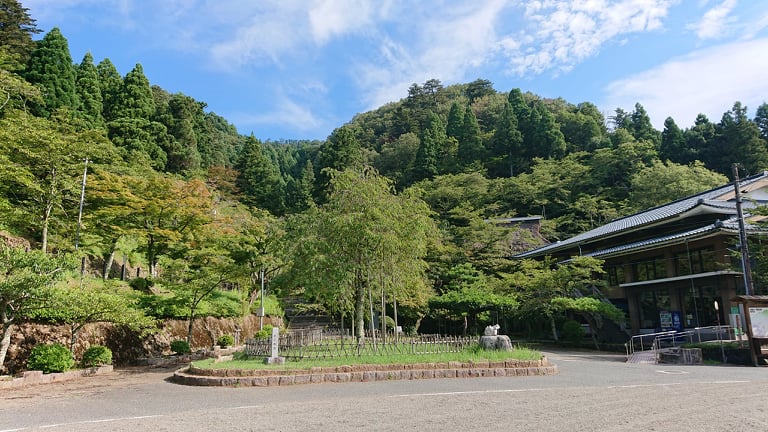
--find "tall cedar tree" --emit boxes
[710,102,768,176]
[164,93,203,174]
[75,52,104,128]
[24,27,79,117]
[459,105,484,166]
[96,58,122,122]
[108,63,169,169]
[445,102,464,140]
[236,135,285,215]
[314,126,363,201]
[659,117,688,164]
[0,0,40,70]
[488,101,523,177]
[412,111,445,181]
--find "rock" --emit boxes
[479,335,513,351]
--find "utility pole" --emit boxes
[75,157,89,250]
[732,163,754,296]
[259,269,265,330]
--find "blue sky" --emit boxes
[24,0,768,141]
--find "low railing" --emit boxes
[244,331,476,360]
[625,326,734,362]
[625,330,677,360]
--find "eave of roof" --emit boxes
[514,171,768,259]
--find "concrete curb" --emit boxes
[0,365,113,390]
[169,358,557,387]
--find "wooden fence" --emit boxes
[244,331,476,360]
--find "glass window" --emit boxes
[638,288,670,329]
[632,256,666,282]
[606,264,624,286]
[675,247,716,276]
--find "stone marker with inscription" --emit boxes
[264,326,285,365]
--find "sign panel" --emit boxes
[748,307,768,338]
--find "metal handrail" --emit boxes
[625,330,677,359]
[625,325,734,362]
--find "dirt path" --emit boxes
[0,365,179,407]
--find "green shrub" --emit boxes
[80,345,113,368]
[129,277,154,292]
[170,339,191,354]
[27,343,75,373]
[217,334,235,347]
[254,325,274,340]
[561,320,586,344]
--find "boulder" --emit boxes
[479,335,513,351]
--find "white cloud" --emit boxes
[354,0,509,109]
[507,0,674,74]
[601,37,768,128]
[308,0,381,44]
[229,95,325,135]
[687,0,737,39]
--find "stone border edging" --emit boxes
[170,358,557,387]
[0,365,113,390]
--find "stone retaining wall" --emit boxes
[0,365,113,390]
[171,358,557,387]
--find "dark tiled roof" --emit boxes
[514,171,768,259]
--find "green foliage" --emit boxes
[236,135,285,214]
[254,324,274,340]
[0,246,73,371]
[75,52,103,128]
[217,334,235,347]
[48,283,156,352]
[170,339,191,354]
[24,27,79,116]
[128,277,154,292]
[0,0,41,70]
[560,320,585,344]
[629,160,727,212]
[281,167,438,340]
[27,343,74,373]
[80,345,112,367]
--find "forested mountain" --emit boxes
[2,0,767,357]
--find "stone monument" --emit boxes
[479,324,513,351]
[264,326,285,365]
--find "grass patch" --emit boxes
[193,344,543,371]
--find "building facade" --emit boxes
[515,172,768,334]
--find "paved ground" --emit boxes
[2,348,767,431]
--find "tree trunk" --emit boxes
[70,325,78,354]
[103,248,116,280]
[0,319,14,373]
[187,312,196,346]
[354,277,365,346]
[41,168,56,254]
[550,316,559,342]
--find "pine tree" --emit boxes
[488,102,523,177]
[236,135,285,215]
[107,63,172,170]
[659,117,688,163]
[96,58,122,122]
[0,0,40,70]
[24,27,79,116]
[412,111,445,181]
[458,105,483,167]
[112,63,154,120]
[285,160,315,213]
[75,52,103,128]
[446,102,464,140]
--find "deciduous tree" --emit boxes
[0,246,72,372]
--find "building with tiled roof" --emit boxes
[514,171,768,334]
